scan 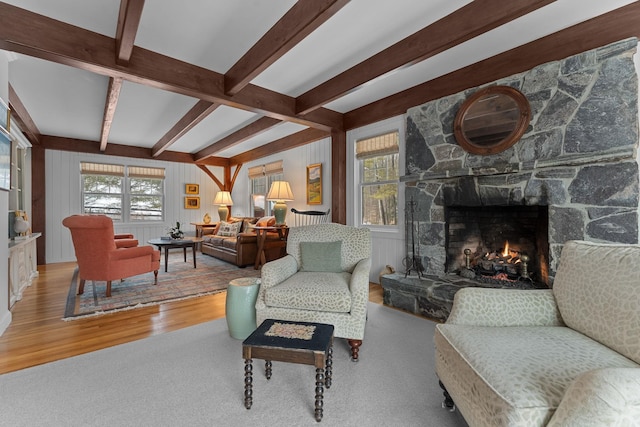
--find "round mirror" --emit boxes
[454,86,531,155]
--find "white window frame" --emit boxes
[348,115,405,234]
[248,161,284,217]
[81,162,165,222]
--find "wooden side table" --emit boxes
[253,226,289,269]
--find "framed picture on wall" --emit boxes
[184,196,200,209]
[185,183,199,194]
[306,163,322,205]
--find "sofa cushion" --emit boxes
[435,324,640,426]
[216,221,241,237]
[300,241,342,272]
[264,271,352,313]
[553,240,640,364]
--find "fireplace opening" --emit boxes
[445,205,549,288]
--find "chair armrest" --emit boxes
[446,287,563,327]
[349,257,372,312]
[260,255,298,289]
[115,238,138,248]
[110,245,158,261]
[114,233,134,239]
[548,368,640,426]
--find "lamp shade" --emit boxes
[266,181,294,201]
[214,191,234,206]
[214,191,233,222]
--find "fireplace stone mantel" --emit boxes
[382,38,640,320]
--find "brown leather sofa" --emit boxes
[200,217,285,267]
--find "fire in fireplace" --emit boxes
[445,205,549,287]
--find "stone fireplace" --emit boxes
[382,38,640,321]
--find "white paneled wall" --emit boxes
[46,150,222,263]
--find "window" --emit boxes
[248,160,284,217]
[357,131,399,226]
[81,162,165,221]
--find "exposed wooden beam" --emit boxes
[197,164,224,190]
[344,1,640,131]
[295,0,556,115]
[40,134,227,166]
[230,128,329,165]
[0,3,343,131]
[8,83,41,145]
[115,0,145,65]
[194,117,281,162]
[331,129,346,224]
[152,100,221,157]
[99,77,123,151]
[224,0,349,95]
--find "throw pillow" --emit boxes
[256,216,276,227]
[300,241,342,272]
[216,221,242,237]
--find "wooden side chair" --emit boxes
[289,208,331,227]
[62,215,161,297]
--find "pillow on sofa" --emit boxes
[256,216,276,227]
[300,241,342,272]
[216,221,242,237]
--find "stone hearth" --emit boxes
[382,38,640,320]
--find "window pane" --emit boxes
[362,154,399,183]
[130,177,163,195]
[130,195,163,221]
[83,194,122,220]
[83,175,122,193]
[361,183,398,225]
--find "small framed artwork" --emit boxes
[185,183,199,194]
[306,163,322,205]
[184,196,200,209]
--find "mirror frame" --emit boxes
[453,85,531,155]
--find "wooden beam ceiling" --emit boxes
[343,0,640,131]
[8,84,41,145]
[230,128,329,166]
[0,2,344,133]
[224,0,349,96]
[295,0,556,115]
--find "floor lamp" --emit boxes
[214,191,233,222]
[266,181,294,225]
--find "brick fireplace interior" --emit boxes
[445,205,549,286]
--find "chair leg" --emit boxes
[78,278,85,295]
[153,270,158,285]
[106,281,112,297]
[347,339,362,362]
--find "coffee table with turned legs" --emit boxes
[242,319,334,422]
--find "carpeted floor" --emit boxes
[64,252,260,319]
[1,303,468,427]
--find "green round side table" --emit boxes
[225,277,260,339]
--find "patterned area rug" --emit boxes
[63,252,260,320]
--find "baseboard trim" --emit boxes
[0,310,12,337]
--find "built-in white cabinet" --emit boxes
[8,232,40,308]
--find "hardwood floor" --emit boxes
[0,262,385,374]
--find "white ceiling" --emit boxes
[3,0,638,158]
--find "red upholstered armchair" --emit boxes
[62,215,161,297]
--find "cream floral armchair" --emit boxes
[256,223,371,360]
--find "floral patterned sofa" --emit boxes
[256,223,371,360]
[435,240,640,426]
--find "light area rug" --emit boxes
[0,303,468,427]
[64,252,259,319]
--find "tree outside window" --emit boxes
[81,162,164,222]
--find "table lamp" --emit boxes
[266,181,294,225]
[214,191,233,222]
